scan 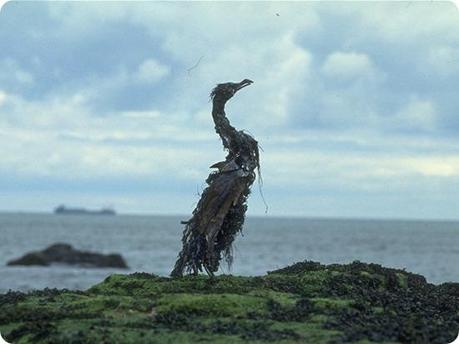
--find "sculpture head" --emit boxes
[210,79,253,102]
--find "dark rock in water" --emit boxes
[7,243,128,269]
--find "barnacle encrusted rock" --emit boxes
[1,261,457,343]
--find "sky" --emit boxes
[0,1,458,219]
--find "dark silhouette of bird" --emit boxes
[171,79,259,277]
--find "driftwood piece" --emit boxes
[171,79,259,277]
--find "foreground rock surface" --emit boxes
[7,243,128,269]
[0,261,457,343]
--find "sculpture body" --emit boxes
[171,79,259,276]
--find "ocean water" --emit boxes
[0,213,458,293]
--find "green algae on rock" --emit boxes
[1,261,457,343]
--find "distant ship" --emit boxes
[54,205,116,216]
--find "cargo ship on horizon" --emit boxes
[54,205,116,216]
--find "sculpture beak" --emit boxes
[236,79,254,91]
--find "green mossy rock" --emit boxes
[1,261,457,343]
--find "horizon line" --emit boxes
[1,209,458,223]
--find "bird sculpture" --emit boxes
[171,79,260,277]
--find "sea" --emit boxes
[0,213,458,293]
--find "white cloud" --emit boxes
[15,69,34,84]
[0,58,34,86]
[425,46,459,77]
[121,110,161,119]
[251,33,313,126]
[405,157,459,177]
[393,97,436,131]
[136,58,170,83]
[0,91,6,107]
[322,51,376,80]
[130,2,320,61]
[0,91,218,180]
[261,149,459,192]
[338,2,459,45]
[47,3,129,38]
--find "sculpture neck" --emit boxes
[212,98,237,151]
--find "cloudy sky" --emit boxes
[0,1,458,219]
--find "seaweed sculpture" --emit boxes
[171,79,259,277]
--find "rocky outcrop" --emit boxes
[6,243,128,269]
[0,260,457,343]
